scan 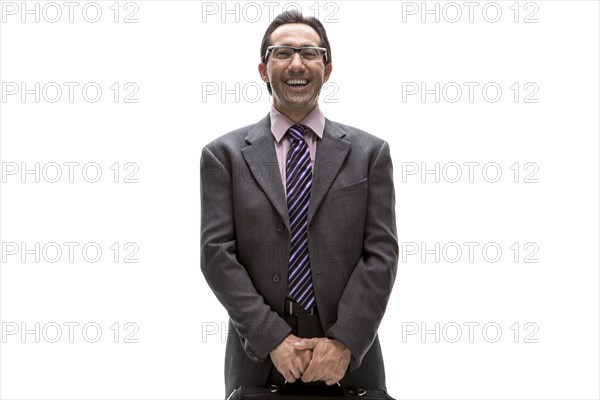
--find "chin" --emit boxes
[284,95,316,105]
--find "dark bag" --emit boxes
[227,382,394,400]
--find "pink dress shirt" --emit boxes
[269,105,325,193]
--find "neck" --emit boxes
[275,104,317,123]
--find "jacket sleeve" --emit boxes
[200,145,292,362]
[325,141,399,371]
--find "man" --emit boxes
[200,10,398,397]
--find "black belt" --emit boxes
[285,300,316,316]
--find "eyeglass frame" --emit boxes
[264,45,329,63]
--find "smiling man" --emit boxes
[200,10,398,398]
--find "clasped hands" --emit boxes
[269,334,351,385]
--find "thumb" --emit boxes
[293,338,318,350]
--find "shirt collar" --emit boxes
[270,105,325,143]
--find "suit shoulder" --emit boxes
[326,120,388,149]
[200,123,258,173]
[204,123,254,153]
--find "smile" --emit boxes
[286,79,309,87]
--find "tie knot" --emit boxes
[287,124,306,142]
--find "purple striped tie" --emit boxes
[286,124,315,312]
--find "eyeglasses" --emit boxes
[264,45,328,63]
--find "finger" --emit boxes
[293,341,313,351]
[285,336,300,345]
[294,338,318,350]
[295,361,306,376]
[285,371,296,383]
[301,363,315,382]
[278,365,295,383]
[325,376,340,386]
[307,361,328,383]
[291,366,302,380]
[293,342,309,350]
[300,350,313,367]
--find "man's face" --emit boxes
[259,23,332,118]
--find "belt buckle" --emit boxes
[304,304,314,315]
[286,300,313,315]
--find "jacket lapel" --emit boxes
[241,116,351,230]
[241,115,290,229]
[307,119,351,225]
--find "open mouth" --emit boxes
[286,79,309,88]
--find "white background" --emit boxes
[1,1,598,399]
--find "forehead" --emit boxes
[269,23,321,47]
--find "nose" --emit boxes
[287,52,305,71]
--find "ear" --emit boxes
[323,63,333,83]
[258,63,269,83]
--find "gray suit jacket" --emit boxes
[200,114,398,397]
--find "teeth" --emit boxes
[286,80,308,86]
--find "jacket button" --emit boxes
[272,273,280,283]
[276,224,284,232]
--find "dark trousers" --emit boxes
[265,310,327,387]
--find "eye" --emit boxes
[301,49,319,60]
[273,48,293,59]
